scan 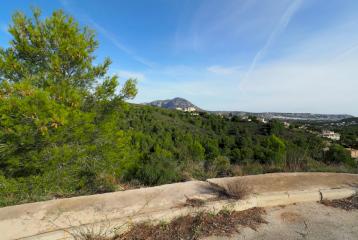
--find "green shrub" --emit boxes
[241,162,264,175]
[325,144,356,167]
[123,147,180,185]
[77,170,117,194]
[211,156,231,177]
[134,159,179,186]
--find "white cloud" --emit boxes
[134,38,358,115]
[59,0,357,116]
[207,65,241,75]
[238,59,357,114]
[132,64,243,110]
[117,70,145,82]
[334,43,358,62]
[241,0,302,88]
[88,20,155,68]
[59,0,155,68]
[137,58,358,115]
[174,0,293,52]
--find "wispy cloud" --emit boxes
[238,59,358,114]
[207,65,241,75]
[0,22,11,36]
[240,0,302,89]
[116,70,146,82]
[174,0,255,52]
[57,0,357,115]
[58,0,155,68]
[334,43,358,62]
[174,0,291,53]
[86,20,156,68]
[135,17,358,115]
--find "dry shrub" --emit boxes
[69,223,114,240]
[224,181,252,199]
[230,165,243,176]
[209,180,252,200]
[117,208,267,240]
[183,195,206,207]
[66,217,128,240]
[321,194,358,211]
[73,234,107,240]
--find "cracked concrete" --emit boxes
[205,201,358,240]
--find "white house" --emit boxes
[322,130,340,141]
[257,117,268,124]
[283,122,290,128]
[346,148,358,159]
[183,107,196,112]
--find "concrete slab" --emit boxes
[207,172,358,193]
[1,172,357,240]
[321,188,357,200]
[287,190,322,204]
[0,181,216,240]
[205,201,358,240]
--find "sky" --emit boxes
[1,0,358,115]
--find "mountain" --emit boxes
[145,97,353,121]
[145,97,202,111]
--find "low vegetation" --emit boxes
[76,208,266,240]
[0,8,357,207]
[321,194,358,211]
[208,180,252,200]
[183,195,206,207]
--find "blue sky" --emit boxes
[1,0,358,115]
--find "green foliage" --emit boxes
[265,134,286,166]
[210,156,231,176]
[2,9,102,88]
[267,120,284,135]
[241,162,264,175]
[337,122,358,148]
[0,8,138,206]
[190,141,205,161]
[325,144,356,167]
[124,146,179,186]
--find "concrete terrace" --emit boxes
[0,172,357,240]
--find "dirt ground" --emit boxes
[205,202,358,240]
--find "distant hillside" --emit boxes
[211,111,354,122]
[144,97,353,121]
[145,97,202,111]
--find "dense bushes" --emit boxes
[118,105,356,182]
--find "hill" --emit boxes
[145,97,353,121]
[144,97,202,111]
